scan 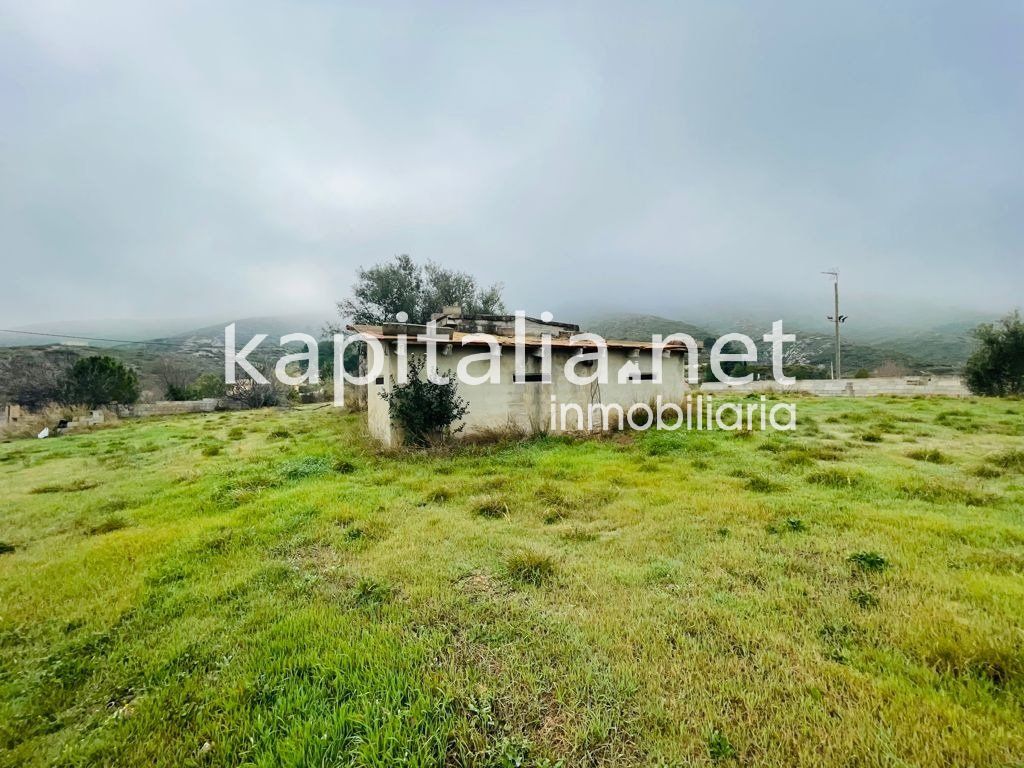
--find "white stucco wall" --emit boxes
[363,343,695,445]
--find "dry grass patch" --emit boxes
[473,495,511,519]
[906,448,951,464]
[505,551,557,586]
[30,478,99,494]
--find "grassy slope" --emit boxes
[0,399,1023,767]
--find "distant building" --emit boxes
[349,308,701,446]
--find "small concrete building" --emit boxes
[349,310,701,446]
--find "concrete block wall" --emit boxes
[364,344,695,446]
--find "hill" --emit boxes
[0,314,331,403]
[0,318,221,348]
[585,312,979,374]
[583,313,716,344]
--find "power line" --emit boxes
[0,328,187,347]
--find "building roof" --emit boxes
[430,311,581,331]
[347,324,702,351]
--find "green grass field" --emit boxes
[1,397,1023,766]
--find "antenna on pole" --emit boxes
[822,270,845,380]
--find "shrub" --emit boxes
[169,373,228,401]
[965,311,1024,396]
[853,368,870,379]
[381,356,469,447]
[228,365,284,408]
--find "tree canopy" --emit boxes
[63,356,140,407]
[964,310,1024,396]
[336,254,504,326]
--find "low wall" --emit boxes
[118,398,223,417]
[700,375,969,398]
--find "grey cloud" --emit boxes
[1,1,1021,327]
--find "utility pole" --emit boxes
[822,270,846,380]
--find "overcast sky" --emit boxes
[2,1,1021,328]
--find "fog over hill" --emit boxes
[0,314,331,349]
[0,302,994,376]
[583,309,987,374]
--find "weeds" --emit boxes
[278,456,334,480]
[506,551,556,585]
[30,479,99,494]
[906,448,950,464]
[333,458,358,474]
[86,516,129,536]
[745,475,782,493]
[473,495,510,519]
[898,480,994,507]
[970,465,1003,479]
[353,578,394,607]
[850,588,879,608]
[423,486,453,504]
[707,729,736,761]
[922,641,1021,688]
[935,410,976,432]
[992,449,1024,473]
[561,526,598,543]
[807,469,862,488]
[849,551,888,572]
